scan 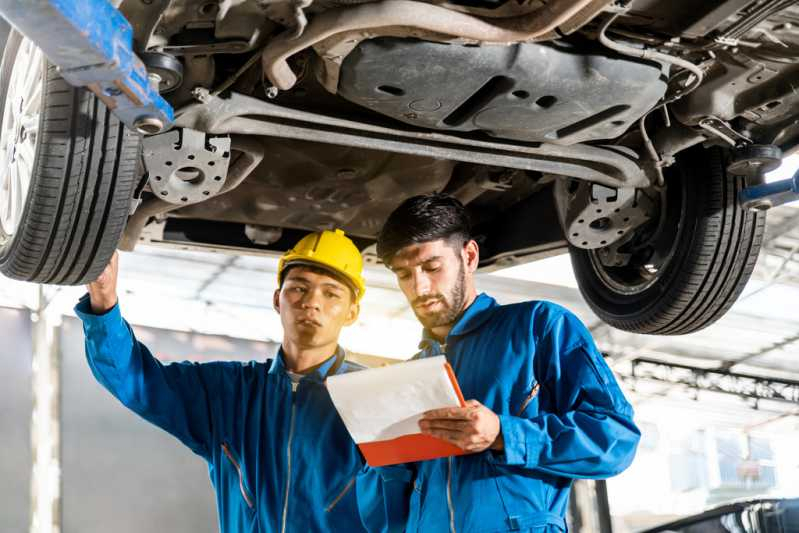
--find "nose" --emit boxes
[411,271,432,298]
[300,288,322,309]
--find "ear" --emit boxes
[463,239,480,273]
[273,289,280,313]
[344,300,360,327]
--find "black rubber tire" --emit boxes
[0,30,141,285]
[570,147,765,335]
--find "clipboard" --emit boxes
[326,356,467,466]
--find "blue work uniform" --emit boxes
[408,294,640,532]
[74,295,399,533]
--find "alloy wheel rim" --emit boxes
[0,37,43,242]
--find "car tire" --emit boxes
[570,146,765,335]
[0,30,141,285]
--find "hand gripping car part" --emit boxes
[143,128,232,204]
[278,229,366,301]
[0,0,173,134]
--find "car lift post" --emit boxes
[0,0,174,134]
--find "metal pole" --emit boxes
[595,479,614,533]
[568,479,614,533]
[568,483,584,532]
[29,285,61,533]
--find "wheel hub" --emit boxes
[588,178,678,295]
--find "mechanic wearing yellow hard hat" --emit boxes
[75,230,406,533]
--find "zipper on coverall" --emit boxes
[447,456,456,533]
[280,380,298,533]
[279,352,344,532]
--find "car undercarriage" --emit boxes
[1,0,798,334]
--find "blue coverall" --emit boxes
[75,296,402,533]
[407,293,641,532]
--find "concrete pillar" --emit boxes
[568,479,613,533]
[29,286,61,533]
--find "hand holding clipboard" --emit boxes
[327,356,466,467]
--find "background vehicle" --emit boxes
[641,498,799,533]
[1,0,799,334]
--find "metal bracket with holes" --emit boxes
[143,128,231,204]
[555,181,654,251]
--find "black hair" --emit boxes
[376,193,472,264]
[279,263,357,302]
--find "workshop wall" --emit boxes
[0,307,32,533]
[59,316,278,533]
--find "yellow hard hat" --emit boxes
[278,229,366,301]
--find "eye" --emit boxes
[423,263,441,273]
[325,291,341,299]
[396,271,411,281]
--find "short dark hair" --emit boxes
[280,263,357,302]
[376,193,471,264]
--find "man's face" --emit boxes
[388,239,475,331]
[274,266,359,348]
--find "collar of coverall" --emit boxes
[268,345,346,383]
[418,292,498,350]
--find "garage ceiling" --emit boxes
[0,201,796,422]
[69,203,799,371]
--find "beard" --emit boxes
[412,260,467,331]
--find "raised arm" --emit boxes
[76,252,219,458]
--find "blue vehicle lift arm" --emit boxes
[0,0,173,134]
[739,168,799,211]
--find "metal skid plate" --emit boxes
[143,129,231,204]
[555,180,654,251]
[338,38,668,146]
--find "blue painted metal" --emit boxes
[739,168,799,211]
[0,0,173,133]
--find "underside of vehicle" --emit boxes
[1,0,798,334]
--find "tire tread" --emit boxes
[0,45,140,286]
